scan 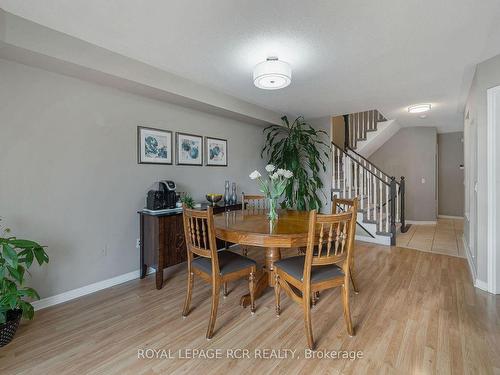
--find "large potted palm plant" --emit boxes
[0,219,49,347]
[261,115,330,210]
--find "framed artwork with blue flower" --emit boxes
[206,137,228,166]
[137,126,172,165]
[176,132,203,166]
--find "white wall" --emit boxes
[464,53,500,292]
[0,58,267,298]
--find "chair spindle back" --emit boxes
[304,200,358,280]
[182,206,218,262]
[242,194,267,210]
[332,195,359,215]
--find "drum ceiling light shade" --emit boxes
[408,104,431,113]
[253,57,292,90]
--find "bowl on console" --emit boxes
[206,193,223,206]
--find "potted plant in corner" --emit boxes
[261,115,330,210]
[0,219,49,347]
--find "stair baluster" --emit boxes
[372,173,376,222]
[354,161,358,199]
[362,167,366,208]
[367,172,371,221]
[379,180,383,233]
[336,148,340,191]
[342,152,347,198]
[385,184,389,233]
[330,141,408,245]
[347,157,352,198]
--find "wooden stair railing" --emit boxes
[344,109,387,150]
[331,141,409,245]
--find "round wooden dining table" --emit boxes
[214,209,310,307]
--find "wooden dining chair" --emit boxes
[332,195,360,293]
[182,206,257,339]
[273,201,358,349]
[240,194,266,255]
[241,194,267,210]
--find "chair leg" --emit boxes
[223,282,228,297]
[303,291,315,350]
[274,273,281,317]
[350,266,359,294]
[249,271,256,314]
[342,280,354,337]
[206,281,221,339]
[182,271,194,317]
[312,291,318,307]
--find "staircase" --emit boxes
[332,110,409,245]
[344,110,401,157]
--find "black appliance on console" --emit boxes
[146,180,178,210]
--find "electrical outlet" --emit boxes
[102,244,109,256]
[136,238,141,249]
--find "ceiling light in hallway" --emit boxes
[253,57,291,90]
[408,104,431,113]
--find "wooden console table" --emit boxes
[138,203,241,289]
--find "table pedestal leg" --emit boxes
[240,247,281,307]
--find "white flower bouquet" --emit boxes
[249,164,293,220]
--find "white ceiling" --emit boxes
[1,0,500,132]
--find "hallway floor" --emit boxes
[397,218,465,258]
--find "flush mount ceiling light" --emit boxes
[253,57,292,90]
[408,104,431,113]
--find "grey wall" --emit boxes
[369,127,438,221]
[438,132,464,217]
[465,53,500,288]
[0,58,267,298]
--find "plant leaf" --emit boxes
[9,239,41,249]
[33,247,49,265]
[7,265,24,284]
[2,243,18,268]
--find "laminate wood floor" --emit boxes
[1,242,499,375]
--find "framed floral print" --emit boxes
[176,132,203,166]
[137,126,173,165]
[205,137,228,166]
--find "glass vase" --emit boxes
[268,197,278,221]
[224,180,230,205]
[230,182,237,205]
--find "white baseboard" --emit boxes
[461,235,490,292]
[405,220,437,225]
[438,215,463,219]
[32,267,155,311]
[474,278,489,292]
[463,235,476,280]
[355,235,391,246]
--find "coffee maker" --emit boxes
[146,180,178,210]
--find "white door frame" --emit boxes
[487,85,499,294]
